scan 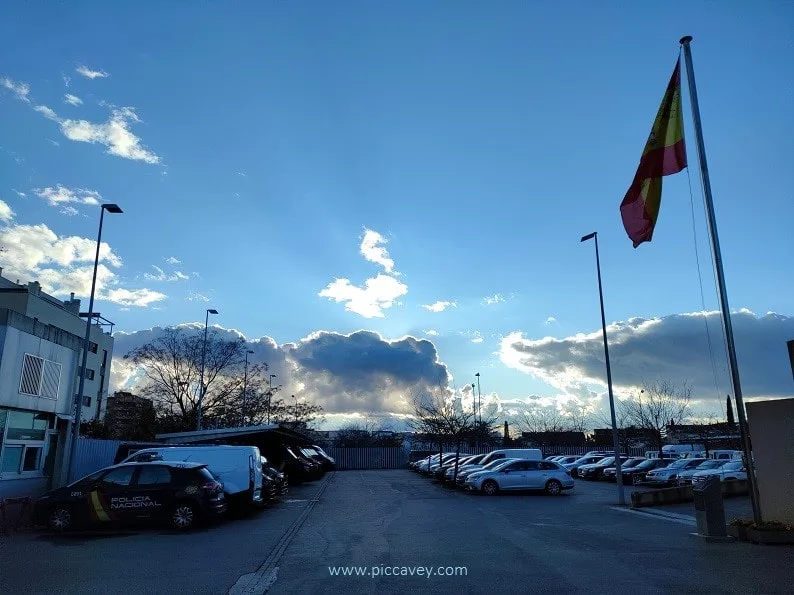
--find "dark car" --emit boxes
[578,456,632,480]
[260,457,289,501]
[34,461,227,532]
[596,457,646,481]
[603,458,670,484]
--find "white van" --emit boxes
[661,444,704,459]
[709,450,742,460]
[122,445,265,508]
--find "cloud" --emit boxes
[110,326,451,421]
[3,79,160,164]
[64,94,83,106]
[76,65,109,79]
[165,256,181,265]
[63,75,71,88]
[319,229,408,318]
[0,199,14,222]
[0,215,165,308]
[499,310,794,402]
[460,329,484,343]
[186,292,210,302]
[34,105,59,120]
[60,206,79,217]
[422,300,457,313]
[34,185,101,207]
[104,288,166,307]
[236,171,246,177]
[319,274,408,319]
[360,229,396,274]
[545,316,558,325]
[59,107,160,164]
[1,77,30,102]
[12,190,26,198]
[483,294,505,305]
[423,329,439,337]
[144,265,189,282]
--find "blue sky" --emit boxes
[1,1,792,427]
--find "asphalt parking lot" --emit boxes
[1,471,791,594]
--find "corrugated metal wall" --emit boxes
[68,438,122,483]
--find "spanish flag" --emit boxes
[620,58,687,247]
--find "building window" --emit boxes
[19,354,61,399]
[89,342,98,354]
[0,409,49,476]
[82,396,92,407]
[78,367,96,381]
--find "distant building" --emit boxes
[591,427,657,448]
[104,391,156,440]
[0,269,115,497]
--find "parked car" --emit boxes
[465,459,574,496]
[601,458,649,482]
[456,458,521,486]
[563,454,617,477]
[121,445,266,509]
[643,458,707,486]
[691,461,747,486]
[443,453,489,482]
[578,456,634,480]
[676,459,730,485]
[34,461,227,532]
[605,458,670,484]
[260,457,289,501]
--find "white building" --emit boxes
[0,269,114,498]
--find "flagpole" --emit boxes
[679,35,762,524]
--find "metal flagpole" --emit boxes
[679,35,762,524]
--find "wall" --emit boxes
[746,398,794,524]
[0,325,78,415]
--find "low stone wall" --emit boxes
[630,480,749,508]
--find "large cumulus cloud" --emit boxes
[110,325,450,424]
[499,310,794,402]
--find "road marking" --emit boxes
[611,506,697,526]
[229,472,335,595]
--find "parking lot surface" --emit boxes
[2,471,791,594]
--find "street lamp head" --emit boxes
[270,374,276,379]
[207,308,219,315]
[102,203,123,214]
[247,349,254,354]
[475,372,480,378]
[580,232,597,243]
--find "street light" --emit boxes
[267,374,276,424]
[196,308,219,431]
[581,231,625,505]
[242,349,254,426]
[66,203,122,483]
[292,394,298,424]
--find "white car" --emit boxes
[676,459,730,485]
[465,459,574,496]
[691,461,747,486]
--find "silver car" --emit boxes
[465,459,574,496]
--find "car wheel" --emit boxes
[170,502,198,530]
[481,480,499,496]
[545,479,563,496]
[48,505,74,532]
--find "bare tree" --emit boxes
[409,390,477,481]
[516,406,569,434]
[124,326,275,431]
[562,401,592,433]
[623,380,692,457]
[268,396,325,429]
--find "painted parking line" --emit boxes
[610,506,697,526]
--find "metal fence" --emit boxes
[68,438,123,483]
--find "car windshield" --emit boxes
[667,459,690,469]
[596,457,615,466]
[479,459,512,471]
[722,461,744,471]
[696,460,724,469]
[633,459,655,469]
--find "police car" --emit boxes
[34,461,228,532]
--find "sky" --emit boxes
[1,1,792,430]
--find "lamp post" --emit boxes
[196,308,219,431]
[475,372,482,424]
[242,349,254,426]
[267,374,276,424]
[66,203,122,483]
[292,394,298,424]
[580,232,624,505]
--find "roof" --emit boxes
[155,424,313,445]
